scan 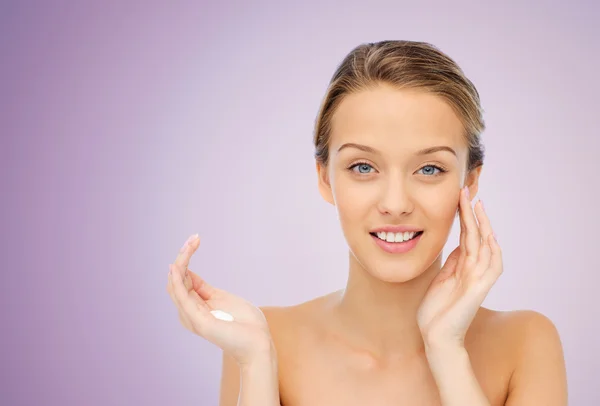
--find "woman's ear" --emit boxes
[316,161,335,205]
[464,165,483,200]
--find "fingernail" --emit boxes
[493,231,498,241]
[464,186,470,199]
[479,199,484,211]
[180,234,196,253]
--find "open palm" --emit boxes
[166,235,273,365]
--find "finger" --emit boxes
[460,186,480,260]
[474,229,492,278]
[474,200,493,251]
[168,270,204,331]
[437,246,461,281]
[187,269,219,300]
[166,268,181,304]
[473,200,493,273]
[183,271,193,292]
[170,264,201,308]
[482,233,503,285]
[456,203,467,277]
[173,234,200,278]
[167,272,194,328]
[458,204,467,256]
[168,266,193,292]
[166,271,175,300]
[170,263,214,336]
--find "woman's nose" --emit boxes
[376,177,414,216]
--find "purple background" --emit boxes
[2,1,598,405]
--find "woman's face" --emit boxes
[317,84,480,282]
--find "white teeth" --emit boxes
[375,231,418,243]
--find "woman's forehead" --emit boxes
[331,86,465,138]
[329,87,467,158]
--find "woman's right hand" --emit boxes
[166,234,274,366]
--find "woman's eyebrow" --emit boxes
[337,143,379,154]
[416,145,457,156]
[337,143,456,157]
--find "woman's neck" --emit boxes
[332,251,443,361]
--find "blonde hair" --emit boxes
[313,40,485,172]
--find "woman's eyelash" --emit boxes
[347,162,448,175]
[347,161,374,172]
[418,164,448,175]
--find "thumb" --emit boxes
[437,246,462,279]
[187,269,219,300]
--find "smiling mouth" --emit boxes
[369,230,424,243]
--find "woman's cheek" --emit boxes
[333,175,375,227]
[423,186,459,223]
[333,171,365,198]
[335,180,368,215]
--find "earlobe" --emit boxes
[316,162,335,205]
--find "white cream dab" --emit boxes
[210,309,234,322]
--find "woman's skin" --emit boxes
[167,84,568,405]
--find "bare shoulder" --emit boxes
[472,307,565,363]
[258,304,296,345]
[260,292,333,327]
[474,307,568,405]
[475,307,562,339]
[259,292,338,347]
[260,299,310,331]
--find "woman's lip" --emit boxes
[370,225,423,233]
[370,231,423,254]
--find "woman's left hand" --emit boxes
[417,186,503,350]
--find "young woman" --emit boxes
[166,40,568,406]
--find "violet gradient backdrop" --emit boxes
[1,1,599,405]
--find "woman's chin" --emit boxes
[350,247,441,284]
[367,264,425,283]
[350,253,425,283]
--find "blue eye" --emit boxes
[350,162,374,174]
[418,165,445,176]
